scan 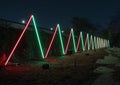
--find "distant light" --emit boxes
[50,28,53,30]
[22,20,25,24]
[62,30,64,33]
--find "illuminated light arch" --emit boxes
[84,33,90,50]
[45,24,65,58]
[94,36,97,49]
[76,32,85,52]
[5,15,44,66]
[90,35,94,50]
[65,28,76,54]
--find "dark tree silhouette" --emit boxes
[107,11,120,47]
[71,17,97,35]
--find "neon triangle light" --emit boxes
[5,15,44,66]
[84,33,90,50]
[65,28,76,54]
[45,24,65,58]
[76,32,85,52]
[90,35,94,50]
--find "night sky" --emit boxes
[0,0,120,29]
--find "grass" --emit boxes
[0,49,108,85]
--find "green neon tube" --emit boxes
[32,15,44,59]
[108,40,110,48]
[71,29,77,53]
[57,24,65,55]
[80,32,85,51]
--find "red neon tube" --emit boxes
[76,34,81,52]
[45,25,58,58]
[84,35,88,50]
[5,15,33,66]
[65,29,72,54]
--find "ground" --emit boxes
[0,48,120,85]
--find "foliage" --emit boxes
[71,17,97,36]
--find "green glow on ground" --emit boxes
[32,15,44,59]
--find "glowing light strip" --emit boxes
[87,33,90,50]
[108,40,110,48]
[90,35,94,50]
[5,15,33,66]
[71,29,77,53]
[80,32,85,51]
[84,33,88,50]
[92,36,95,50]
[76,33,81,52]
[96,37,99,49]
[58,24,65,55]
[65,29,72,54]
[45,25,58,58]
[32,15,44,59]
[99,38,101,48]
[94,36,97,49]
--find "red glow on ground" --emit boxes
[4,66,31,73]
[45,58,59,63]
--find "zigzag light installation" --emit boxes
[5,15,44,66]
[45,24,65,58]
[4,15,110,65]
